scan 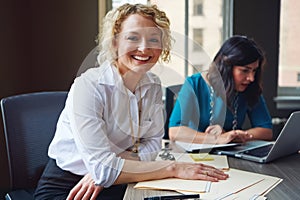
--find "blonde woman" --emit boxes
[34,4,228,200]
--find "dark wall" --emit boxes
[233,0,295,138]
[233,0,281,116]
[0,0,98,197]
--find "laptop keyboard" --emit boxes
[243,144,274,157]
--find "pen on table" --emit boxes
[144,194,200,200]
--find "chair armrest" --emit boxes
[5,189,35,200]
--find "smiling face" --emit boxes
[114,14,163,75]
[233,60,259,92]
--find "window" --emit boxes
[193,28,203,51]
[278,0,300,97]
[275,0,300,109]
[193,0,203,16]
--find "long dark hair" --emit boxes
[208,35,266,108]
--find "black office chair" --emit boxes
[164,84,182,139]
[1,91,68,200]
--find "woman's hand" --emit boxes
[171,162,228,182]
[216,130,253,144]
[66,173,103,200]
[230,130,253,143]
[205,124,223,135]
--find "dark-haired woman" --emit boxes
[169,35,273,144]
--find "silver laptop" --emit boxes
[213,111,300,163]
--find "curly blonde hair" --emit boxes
[97,3,172,65]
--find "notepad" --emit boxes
[179,168,282,200]
[190,153,214,161]
[134,178,208,193]
[134,161,282,199]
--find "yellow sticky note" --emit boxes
[189,153,214,161]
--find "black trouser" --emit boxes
[34,158,127,200]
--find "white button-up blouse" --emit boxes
[48,61,165,187]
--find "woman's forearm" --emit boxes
[114,159,228,185]
[246,127,273,141]
[114,160,174,184]
[169,126,216,144]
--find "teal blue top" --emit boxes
[169,73,272,132]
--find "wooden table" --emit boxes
[123,153,300,200]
